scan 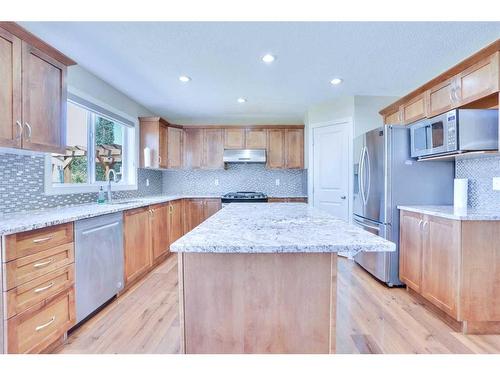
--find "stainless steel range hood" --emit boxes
[223,149,266,163]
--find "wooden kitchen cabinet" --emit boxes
[0,27,21,148]
[224,128,245,149]
[168,199,185,244]
[454,52,499,106]
[267,129,285,168]
[400,93,426,125]
[400,211,460,316]
[183,128,203,169]
[267,129,304,169]
[140,117,183,169]
[383,109,401,125]
[184,198,222,233]
[399,209,500,333]
[124,207,152,287]
[203,129,224,169]
[167,127,183,168]
[399,210,424,292]
[245,129,267,149]
[426,78,457,117]
[421,215,461,318]
[150,203,170,265]
[0,23,74,154]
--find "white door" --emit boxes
[313,123,350,221]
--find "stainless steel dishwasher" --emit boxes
[75,212,124,324]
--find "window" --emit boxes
[46,94,137,195]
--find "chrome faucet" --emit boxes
[106,169,117,203]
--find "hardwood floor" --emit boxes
[53,254,500,354]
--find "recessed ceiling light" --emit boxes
[237,98,247,103]
[330,78,343,85]
[262,54,275,63]
[179,75,191,82]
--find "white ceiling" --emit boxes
[20,22,500,124]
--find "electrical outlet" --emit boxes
[275,178,280,186]
[146,178,150,187]
[493,177,500,191]
[214,178,219,186]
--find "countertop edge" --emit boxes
[397,205,500,221]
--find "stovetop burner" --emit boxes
[221,191,268,203]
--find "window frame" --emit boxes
[44,88,138,196]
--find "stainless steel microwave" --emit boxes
[410,109,499,158]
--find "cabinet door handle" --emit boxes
[24,122,32,141]
[35,316,56,331]
[33,258,54,268]
[16,121,23,140]
[34,282,54,293]
[33,236,53,244]
[418,219,423,231]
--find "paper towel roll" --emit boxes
[143,147,152,168]
[454,178,468,209]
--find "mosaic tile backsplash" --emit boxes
[456,156,500,210]
[162,163,307,197]
[0,151,163,214]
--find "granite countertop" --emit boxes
[398,205,500,221]
[171,203,395,255]
[0,194,220,236]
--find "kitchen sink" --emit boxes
[107,200,142,205]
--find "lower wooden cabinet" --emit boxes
[6,287,75,354]
[168,199,185,244]
[124,207,152,287]
[399,209,500,333]
[150,203,170,265]
[184,198,222,233]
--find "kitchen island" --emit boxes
[171,203,395,354]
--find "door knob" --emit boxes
[340,196,346,200]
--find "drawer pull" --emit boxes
[35,316,55,331]
[34,282,54,293]
[33,258,54,268]
[32,236,53,244]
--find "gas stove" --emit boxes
[221,191,268,203]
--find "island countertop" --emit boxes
[170,203,395,255]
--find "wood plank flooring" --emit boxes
[53,254,500,354]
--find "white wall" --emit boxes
[67,65,154,119]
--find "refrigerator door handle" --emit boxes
[359,147,367,205]
[353,216,380,232]
[357,147,364,203]
[364,146,371,204]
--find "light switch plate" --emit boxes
[214,178,219,186]
[146,178,150,187]
[275,178,280,186]
[493,177,500,191]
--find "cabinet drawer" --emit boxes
[4,264,74,319]
[6,287,75,354]
[3,223,73,262]
[4,242,74,290]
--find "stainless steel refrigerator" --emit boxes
[353,125,454,286]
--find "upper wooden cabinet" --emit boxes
[400,93,426,125]
[454,52,499,106]
[245,129,267,149]
[203,129,224,169]
[183,128,203,169]
[224,128,245,149]
[0,23,75,154]
[267,129,304,169]
[380,40,500,122]
[383,109,401,125]
[139,117,183,169]
[223,128,268,149]
[0,28,21,148]
[167,127,183,168]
